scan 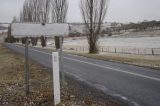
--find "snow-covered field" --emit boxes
[64,37,160,49]
[44,36,160,55]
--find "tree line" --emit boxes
[6,0,110,54]
[111,20,160,32]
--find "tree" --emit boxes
[5,36,16,43]
[5,25,16,43]
[21,37,28,45]
[20,0,51,23]
[51,0,68,49]
[30,37,38,46]
[51,0,68,23]
[80,0,110,53]
[12,16,18,22]
[40,36,47,47]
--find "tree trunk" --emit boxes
[89,35,98,53]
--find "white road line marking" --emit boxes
[11,44,160,82]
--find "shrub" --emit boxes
[4,36,16,43]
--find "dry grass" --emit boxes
[65,51,160,69]
[30,45,160,69]
[0,44,53,106]
[0,44,122,106]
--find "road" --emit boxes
[5,43,160,106]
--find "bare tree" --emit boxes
[38,0,51,23]
[20,0,51,23]
[51,0,68,23]
[80,0,110,53]
[51,0,68,49]
[20,0,68,23]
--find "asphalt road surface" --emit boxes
[5,43,160,106]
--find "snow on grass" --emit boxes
[63,37,160,48]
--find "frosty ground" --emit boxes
[61,36,160,48]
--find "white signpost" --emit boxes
[52,52,60,105]
[11,22,69,106]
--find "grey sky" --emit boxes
[0,0,160,23]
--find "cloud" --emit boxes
[0,0,25,22]
[0,0,160,23]
[106,0,160,22]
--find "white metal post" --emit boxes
[52,52,61,105]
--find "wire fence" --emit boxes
[63,45,160,55]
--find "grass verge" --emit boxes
[64,51,160,70]
[28,45,160,70]
[1,44,123,106]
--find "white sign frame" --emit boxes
[11,22,69,37]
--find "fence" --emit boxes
[63,45,160,55]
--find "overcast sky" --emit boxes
[0,0,160,23]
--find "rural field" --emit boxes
[1,0,160,105]
[38,32,160,69]
[45,30,160,54]
[62,36,160,48]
